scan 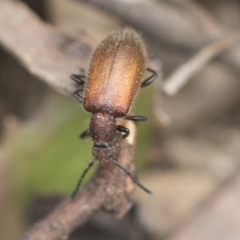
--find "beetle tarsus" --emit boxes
[117,125,129,138]
[124,115,148,121]
[74,91,84,102]
[71,74,86,85]
[80,130,90,139]
[140,68,157,88]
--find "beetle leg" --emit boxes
[117,125,129,138]
[124,115,148,121]
[140,68,157,88]
[80,129,90,139]
[74,90,84,102]
[71,74,86,85]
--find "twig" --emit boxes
[79,0,240,70]
[0,0,95,96]
[173,0,221,36]
[163,31,240,95]
[20,121,138,240]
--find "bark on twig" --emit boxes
[163,31,240,95]
[0,0,95,96]
[20,121,138,240]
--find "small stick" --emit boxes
[163,31,240,96]
[20,124,139,240]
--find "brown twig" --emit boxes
[20,121,138,240]
[0,0,95,96]
[163,31,240,95]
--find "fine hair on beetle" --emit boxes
[71,28,157,198]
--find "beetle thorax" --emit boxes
[90,113,116,143]
[89,113,116,161]
[89,113,116,143]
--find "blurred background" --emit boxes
[1,0,240,239]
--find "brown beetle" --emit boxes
[71,29,157,197]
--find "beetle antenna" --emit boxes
[71,160,95,199]
[112,159,152,194]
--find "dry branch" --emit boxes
[80,0,240,70]
[163,31,240,95]
[0,0,95,96]
[20,121,138,240]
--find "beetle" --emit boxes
[71,29,157,197]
